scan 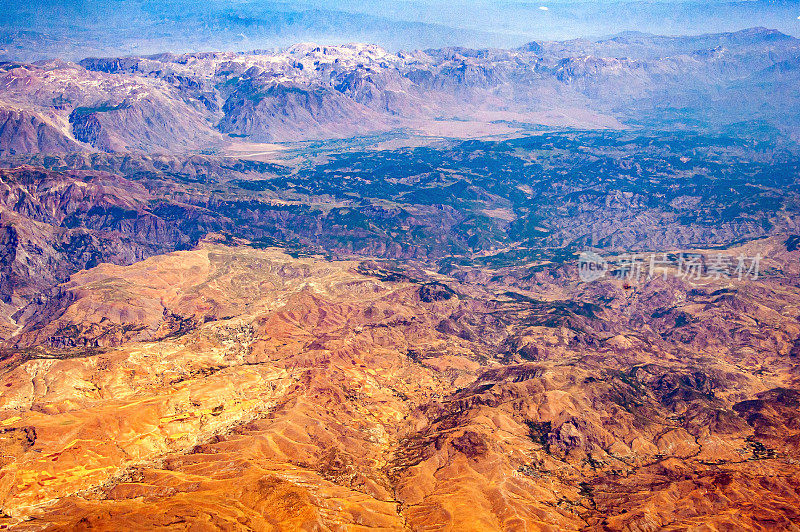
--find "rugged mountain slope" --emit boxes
[0,129,797,341]
[1,237,799,530]
[0,31,798,528]
[0,107,83,156]
[217,81,391,142]
[0,167,190,306]
[1,28,799,154]
[0,60,223,154]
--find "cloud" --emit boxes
[539,6,549,11]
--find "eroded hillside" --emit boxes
[2,29,800,156]
[0,237,799,530]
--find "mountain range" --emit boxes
[1,28,800,158]
[1,26,800,531]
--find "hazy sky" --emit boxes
[1,0,799,60]
[317,0,800,40]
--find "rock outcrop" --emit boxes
[0,29,799,154]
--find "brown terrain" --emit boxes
[0,235,798,530]
[0,27,799,531]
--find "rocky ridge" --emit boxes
[1,29,799,155]
[0,237,799,529]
